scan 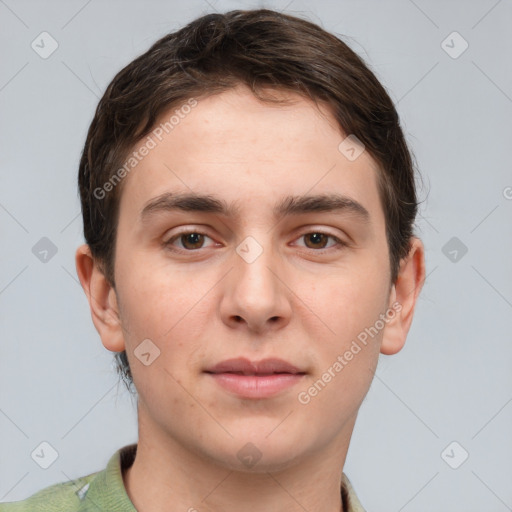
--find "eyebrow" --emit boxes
[139,192,371,224]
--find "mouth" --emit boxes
[205,357,305,375]
[204,357,306,398]
[211,371,300,376]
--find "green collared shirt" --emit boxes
[0,444,366,511]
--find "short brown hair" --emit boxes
[78,8,423,393]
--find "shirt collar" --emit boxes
[341,472,367,512]
[77,443,137,512]
[81,444,365,512]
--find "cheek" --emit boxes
[295,268,386,410]
[116,256,213,372]
[304,269,388,347]
[117,252,196,333]
[297,279,384,420]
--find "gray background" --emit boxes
[1,0,511,510]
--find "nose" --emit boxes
[219,238,292,335]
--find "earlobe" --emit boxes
[380,237,426,355]
[75,244,126,353]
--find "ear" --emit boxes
[380,237,426,355]
[75,244,126,353]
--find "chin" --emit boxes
[205,431,310,474]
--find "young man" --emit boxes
[1,8,425,512]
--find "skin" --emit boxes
[76,84,425,512]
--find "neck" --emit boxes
[122,416,355,512]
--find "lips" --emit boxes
[204,357,305,376]
[204,358,306,398]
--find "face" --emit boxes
[98,85,408,471]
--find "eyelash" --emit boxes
[163,229,347,254]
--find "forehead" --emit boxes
[117,85,384,229]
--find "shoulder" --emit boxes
[0,472,99,512]
[0,444,136,512]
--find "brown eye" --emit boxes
[303,233,330,249]
[294,231,346,252]
[165,231,215,251]
[179,233,205,250]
